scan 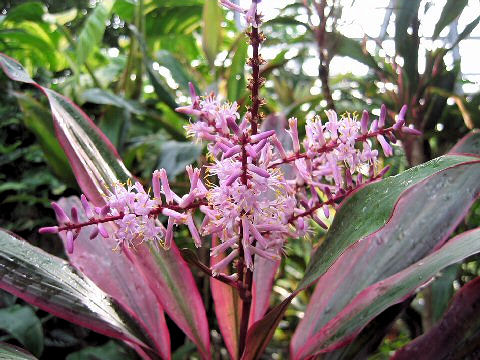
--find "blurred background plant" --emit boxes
[0,0,479,358]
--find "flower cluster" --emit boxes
[40,84,419,277]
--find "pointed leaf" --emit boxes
[126,244,211,360]
[449,130,480,156]
[248,258,280,326]
[0,53,209,358]
[210,236,242,360]
[0,342,36,360]
[432,0,468,39]
[0,229,151,352]
[393,275,480,360]
[76,0,115,66]
[202,0,222,69]
[295,228,480,358]
[59,197,170,360]
[227,38,248,102]
[0,53,130,206]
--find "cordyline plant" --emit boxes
[1,1,480,359]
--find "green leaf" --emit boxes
[155,50,199,94]
[158,140,202,179]
[0,305,43,357]
[329,33,380,71]
[0,342,36,360]
[4,2,45,23]
[299,155,475,289]
[76,0,114,66]
[451,15,480,49]
[66,341,134,360]
[81,88,146,115]
[202,0,222,69]
[433,0,468,39]
[243,154,480,359]
[227,36,248,102]
[14,92,75,186]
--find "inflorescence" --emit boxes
[39,0,421,278]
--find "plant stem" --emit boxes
[237,9,265,358]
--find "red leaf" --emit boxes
[210,236,242,359]
[126,244,211,360]
[59,197,171,359]
[249,258,279,326]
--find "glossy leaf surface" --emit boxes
[0,229,149,351]
[296,229,480,358]
[292,160,480,358]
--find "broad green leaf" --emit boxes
[66,340,134,360]
[202,0,222,69]
[299,155,476,290]
[0,342,36,360]
[329,33,380,71]
[158,140,202,180]
[227,37,248,102]
[81,88,146,115]
[76,0,114,66]
[155,50,199,94]
[433,0,468,39]
[0,229,150,352]
[3,2,45,23]
[0,305,43,357]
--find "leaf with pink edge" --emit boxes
[291,159,480,357]
[0,52,130,206]
[0,229,155,356]
[295,228,480,358]
[248,257,280,326]
[58,197,171,360]
[242,154,480,359]
[0,53,210,358]
[393,275,480,360]
[126,244,211,360]
[210,236,242,360]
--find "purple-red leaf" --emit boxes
[0,229,153,354]
[393,275,480,360]
[211,236,242,360]
[126,245,211,360]
[0,53,130,206]
[249,258,280,326]
[59,197,170,360]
